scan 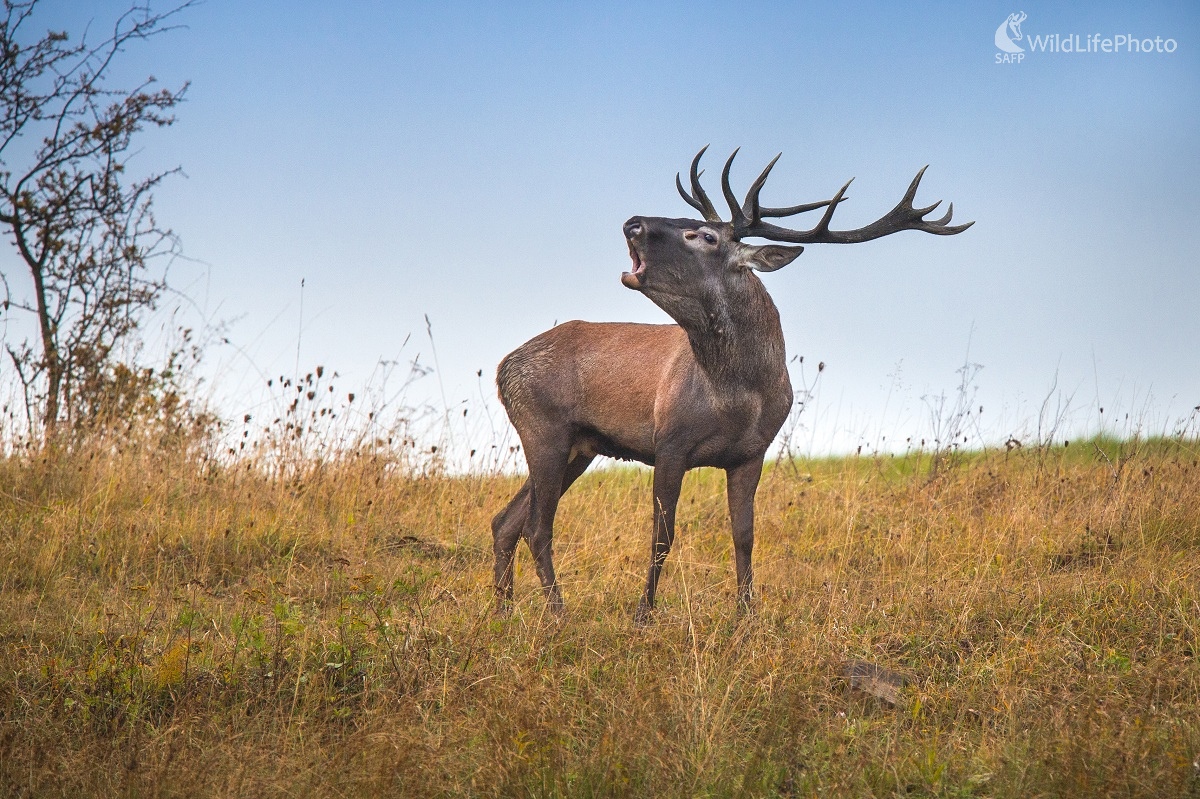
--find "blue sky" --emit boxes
[7,1,1199,457]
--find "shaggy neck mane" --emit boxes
[684,272,786,390]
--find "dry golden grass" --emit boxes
[1,439,1198,797]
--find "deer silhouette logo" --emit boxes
[995,12,1027,53]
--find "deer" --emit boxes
[492,146,972,624]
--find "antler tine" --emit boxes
[748,152,840,220]
[720,149,747,227]
[759,197,840,219]
[676,146,722,224]
[802,179,854,241]
[676,172,708,218]
[921,202,974,235]
[740,153,781,226]
[900,165,928,209]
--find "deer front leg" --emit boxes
[726,455,765,615]
[635,457,686,625]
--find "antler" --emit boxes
[676,147,973,244]
[675,145,722,223]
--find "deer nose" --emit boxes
[623,218,644,241]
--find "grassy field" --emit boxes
[1,438,1198,797]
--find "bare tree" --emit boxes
[0,1,189,443]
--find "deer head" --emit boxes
[620,146,972,340]
[1007,11,1027,40]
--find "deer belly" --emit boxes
[571,424,656,465]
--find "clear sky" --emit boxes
[8,1,1199,460]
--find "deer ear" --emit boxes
[740,244,804,272]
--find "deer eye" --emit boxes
[703,232,717,244]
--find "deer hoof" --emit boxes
[545,588,565,615]
[493,587,515,617]
[633,600,654,626]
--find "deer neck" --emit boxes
[682,275,786,391]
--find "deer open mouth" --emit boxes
[621,245,647,289]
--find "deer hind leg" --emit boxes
[492,480,531,612]
[491,451,594,614]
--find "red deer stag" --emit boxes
[493,147,971,623]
